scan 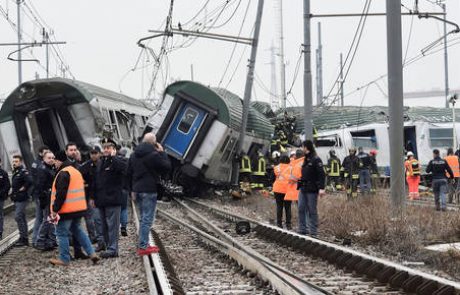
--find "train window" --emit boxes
[220,136,230,153]
[177,108,198,134]
[429,128,453,147]
[351,130,377,148]
[116,112,130,140]
[221,138,236,163]
[316,135,341,147]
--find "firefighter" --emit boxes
[239,152,252,193]
[404,152,421,200]
[369,150,379,193]
[444,148,460,204]
[342,147,360,199]
[326,150,341,192]
[251,152,267,190]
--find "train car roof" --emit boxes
[0,78,153,123]
[277,106,460,132]
[164,80,274,138]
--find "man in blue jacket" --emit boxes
[0,158,11,240]
[127,133,171,255]
[11,155,32,246]
[426,149,454,211]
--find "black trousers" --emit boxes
[274,193,292,228]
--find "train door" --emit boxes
[26,109,67,154]
[404,126,418,158]
[163,103,207,158]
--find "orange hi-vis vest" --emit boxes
[284,157,304,201]
[445,155,460,178]
[272,163,290,194]
[50,166,87,214]
[405,159,420,177]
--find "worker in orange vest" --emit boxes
[49,150,100,266]
[272,154,291,229]
[284,149,305,213]
[404,151,421,200]
[445,148,460,204]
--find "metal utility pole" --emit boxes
[269,43,279,110]
[277,0,286,109]
[339,53,344,107]
[386,1,405,212]
[17,0,22,84]
[442,3,449,108]
[42,28,50,79]
[303,0,313,140]
[190,64,194,81]
[316,22,323,105]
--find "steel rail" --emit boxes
[157,207,328,295]
[3,203,15,215]
[131,200,173,295]
[188,199,460,295]
[0,219,35,256]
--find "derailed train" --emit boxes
[0,78,153,167]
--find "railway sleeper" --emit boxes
[335,252,353,267]
[344,255,362,272]
[416,280,440,295]
[432,285,456,295]
[376,266,396,283]
[388,270,409,288]
[312,244,328,257]
[325,249,343,263]
[318,246,335,260]
[402,275,424,293]
[366,262,385,279]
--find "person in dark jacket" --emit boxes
[426,149,454,211]
[127,133,171,255]
[357,147,372,194]
[31,145,49,247]
[342,148,361,199]
[298,140,326,236]
[117,148,129,237]
[93,138,127,258]
[49,150,99,266]
[0,158,11,240]
[11,155,32,246]
[34,151,57,250]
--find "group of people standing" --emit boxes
[0,132,171,266]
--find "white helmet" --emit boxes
[272,151,281,159]
[407,151,414,157]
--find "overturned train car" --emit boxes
[0,78,153,167]
[145,80,274,189]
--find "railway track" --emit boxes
[182,198,460,295]
[0,219,35,256]
[157,203,330,295]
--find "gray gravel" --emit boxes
[0,217,149,295]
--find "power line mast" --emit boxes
[269,42,279,110]
[339,53,344,107]
[16,0,22,84]
[386,0,405,214]
[303,0,313,140]
[276,0,286,109]
[442,2,449,108]
[316,22,323,105]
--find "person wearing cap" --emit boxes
[79,146,101,246]
[117,148,129,237]
[0,157,11,240]
[127,133,171,255]
[426,149,454,211]
[342,148,361,199]
[404,151,421,200]
[444,148,460,204]
[49,150,99,266]
[92,138,127,258]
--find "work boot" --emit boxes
[14,238,29,247]
[120,227,128,237]
[100,251,118,259]
[49,258,69,266]
[90,253,100,265]
[95,244,106,252]
[74,251,89,260]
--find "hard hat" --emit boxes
[290,151,296,157]
[407,151,414,157]
[272,151,281,159]
[369,149,377,156]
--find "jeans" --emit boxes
[136,192,157,249]
[32,197,44,245]
[298,190,318,236]
[359,169,371,194]
[274,193,291,228]
[99,206,121,255]
[55,218,95,263]
[120,190,129,228]
[91,207,105,247]
[84,206,97,242]
[433,179,448,210]
[14,201,28,240]
[0,198,4,238]
[36,207,56,248]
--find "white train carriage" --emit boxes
[0,78,153,167]
[145,80,274,186]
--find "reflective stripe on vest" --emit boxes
[252,157,266,176]
[240,156,252,173]
[50,166,87,214]
[329,159,340,177]
[273,164,289,194]
[445,155,460,177]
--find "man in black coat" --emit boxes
[0,158,11,240]
[31,145,49,247]
[11,155,32,246]
[93,138,127,258]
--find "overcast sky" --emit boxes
[1,0,459,109]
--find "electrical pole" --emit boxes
[42,28,50,79]
[277,0,286,109]
[442,3,449,108]
[303,0,313,140]
[316,22,323,105]
[386,1,405,213]
[269,43,279,110]
[190,64,194,81]
[339,53,344,107]
[17,0,22,85]
[233,0,264,184]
